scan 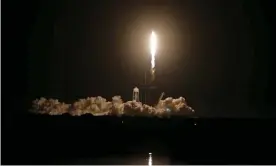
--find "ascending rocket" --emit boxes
[150,67,155,82]
[151,67,155,75]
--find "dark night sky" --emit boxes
[3,0,274,118]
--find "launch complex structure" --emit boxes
[132,69,161,106]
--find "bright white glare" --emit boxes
[148,152,152,166]
[150,31,157,69]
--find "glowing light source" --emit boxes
[148,152,152,166]
[150,31,157,69]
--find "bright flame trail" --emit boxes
[148,153,152,166]
[150,31,157,69]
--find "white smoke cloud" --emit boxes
[68,97,112,116]
[31,97,70,115]
[110,96,124,116]
[30,96,195,117]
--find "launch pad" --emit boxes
[142,68,158,105]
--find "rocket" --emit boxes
[150,67,155,75]
[150,67,155,82]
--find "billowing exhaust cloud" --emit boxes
[30,98,70,115]
[30,96,195,117]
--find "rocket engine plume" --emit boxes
[150,31,157,69]
[150,31,157,80]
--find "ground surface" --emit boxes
[2,113,275,164]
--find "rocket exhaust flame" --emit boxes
[150,31,157,69]
[150,31,157,80]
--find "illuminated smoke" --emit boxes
[111,96,125,116]
[30,96,194,117]
[31,98,70,115]
[68,97,112,116]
